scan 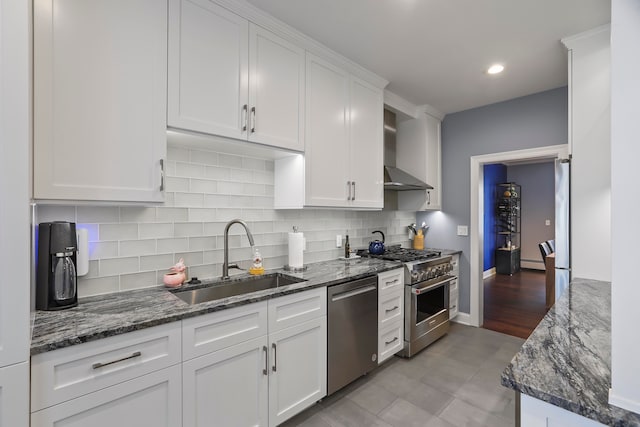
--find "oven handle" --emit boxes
[412,277,453,295]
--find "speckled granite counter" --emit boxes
[31,258,402,356]
[502,278,640,426]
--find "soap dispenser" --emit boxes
[249,248,264,275]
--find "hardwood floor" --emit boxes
[483,269,548,339]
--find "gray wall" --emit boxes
[417,86,568,314]
[506,162,556,269]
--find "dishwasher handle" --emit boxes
[330,284,377,302]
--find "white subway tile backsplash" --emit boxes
[139,223,173,239]
[89,241,119,260]
[174,192,204,208]
[100,223,138,241]
[156,207,189,222]
[78,276,119,298]
[189,149,218,165]
[77,206,119,223]
[157,237,189,253]
[174,222,203,237]
[218,153,243,168]
[140,254,175,271]
[190,179,218,194]
[37,205,76,223]
[120,207,156,223]
[39,146,412,297]
[165,177,190,192]
[176,162,205,178]
[120,239,156,256]
[100,256,139,276]
[121,271,158,290]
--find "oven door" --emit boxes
[406,275,452,341]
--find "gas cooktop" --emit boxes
[358,245,442,263]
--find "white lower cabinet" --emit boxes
[31,364,182,427]
[377,269,404,364]
[183,336,268,427]
[268,317,326,426]
[520,393,606,427]
[0,363,29,427]
[182,288,327,427]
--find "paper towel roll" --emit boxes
[288,231,304,268]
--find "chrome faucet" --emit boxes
[222,219,255,280]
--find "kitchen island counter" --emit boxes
[31,258,401,355]
[502,278,640,426]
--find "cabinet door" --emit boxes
[0,363,29,427]
[304,53,350,207]
[249,25,304,151]
[349,77,384,209]
[31,365,181,427]
[183,336,268,427]
[168,0,249,140]
[33,0,166,202]
[268,317,327,427]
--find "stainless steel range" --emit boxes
[361,246,454,357]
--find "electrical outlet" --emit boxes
[545,219,551,226]
[457,225,469,236]
[336,234,342,247]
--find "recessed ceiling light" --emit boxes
[487,64,505,75]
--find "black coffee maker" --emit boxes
[37,221,78,310]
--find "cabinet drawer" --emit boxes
[31,364,181,427]
[449,288,459,319]
[449,278,458,293]
[378,322,403,364]
[182,301,268,361]
[31,322,181,412]
[451,255,460,275]
[268,288,326,332]
[378,291,403,328]
[378,269,404,293]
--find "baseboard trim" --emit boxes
[521,260,545,271]
[451,312,474,326]
[609,388,640,414]
[483,268,496,279]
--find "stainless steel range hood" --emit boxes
[383,109,433,191]
[384,166,433,191]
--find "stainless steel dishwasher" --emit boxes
[327,275,378,395]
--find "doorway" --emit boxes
[468,145,568,327]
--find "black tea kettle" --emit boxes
[369,230,385,255]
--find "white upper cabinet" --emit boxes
[33,0,167,202]
[397,112,442,210]
[168,0,305,151]
[276,53,383,209]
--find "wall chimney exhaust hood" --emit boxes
[384,166,433,191]
[383,109,433,191]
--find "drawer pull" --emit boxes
[385,337,398,346]
[92,351,142,370]
[385,305,399,313]
[385,279,399,285]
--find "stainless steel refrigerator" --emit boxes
[555,158,571,299]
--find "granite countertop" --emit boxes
[31,258,402,356]
[501,278,640,426]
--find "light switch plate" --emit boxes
[457,225,469,236]
[336,235,342,247]
[545,219,551,226]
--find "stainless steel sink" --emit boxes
[171,273,306,305]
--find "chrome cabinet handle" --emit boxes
[427,190,431,205]
[272,343,277,372]
[250,106,256,133]
[263,345,268,375]
[385,279,399,285]
[385,337,398,346]
[242,104,248,132]
[351,182,356,200]
[92,351,142,370]
[347,181,352,200]
[385,305,399,313]
[159,159,165,191]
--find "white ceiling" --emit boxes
[245,0,611,115]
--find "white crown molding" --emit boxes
[214,0,388,89]
[384,90,419,119]
[420,104,445,121]
[561,24,611,50]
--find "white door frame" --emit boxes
[469,144,568,327]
